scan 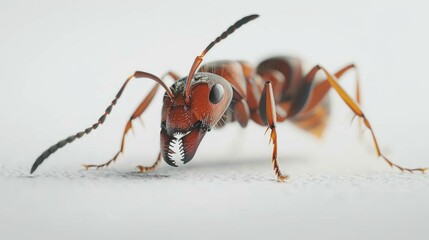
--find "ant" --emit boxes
[31,14,427,181]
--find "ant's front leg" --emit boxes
[136,152,162,173]
[83,71,180,171]
[260,81,288,182]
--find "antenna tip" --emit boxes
[243,14,260,22]
[236,14,260,27]
[249,14,260,19]
[30,165,37,174]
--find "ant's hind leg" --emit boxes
[314,65,427,173]
[289,64,361,137]
[302,64,360,113]
[83,71,180,170]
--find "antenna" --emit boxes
[184,14,259,100]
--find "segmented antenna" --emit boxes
[184,14,259,99]
[31,71,173,173]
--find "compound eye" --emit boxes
[209,83,224,104]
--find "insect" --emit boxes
[31,14,427,181]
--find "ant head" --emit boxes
[160,73,232,167]
[159,14,258,167]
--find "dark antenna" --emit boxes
[184,14,259,100]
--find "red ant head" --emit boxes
[160,73,232,166]
[159,14,258,167]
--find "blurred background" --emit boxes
[1,0,428,239]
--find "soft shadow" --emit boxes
[176,153,309,170]
[10,154,309,181]
[12,168,170,180]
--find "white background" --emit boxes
[1,0,429,239]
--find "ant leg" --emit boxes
[260,81,288,181]
[82,84,160,170]
[303,64,361,113]
[234,98,251,127]
[83,71,180,170]
[303,64,360,113]
[285,64,359,117]
[314,65,427,173]
[31,70,176,173]
[136,152,162,173]
[286,64,360,137]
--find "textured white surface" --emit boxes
[2,160,429,240]
[2,124,429,240]
[1,0,429,239]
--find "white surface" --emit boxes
[1,0,429,239]
[2,152,429,240]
